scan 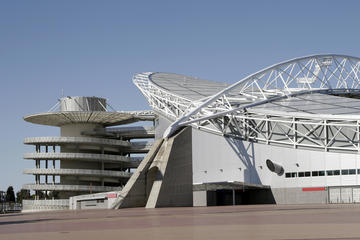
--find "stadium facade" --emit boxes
[22,96,154,211]
[23,54,360,210]
[115,54,360,206]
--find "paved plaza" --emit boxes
[1,205,360,240]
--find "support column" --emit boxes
[101,147,104,186]
[324,120,328,152]
[266,116,269,144]
[293,117,297,149]
[45,146,48,184]
[128,153,131,173]
[357,120,360,152]
[35,144,40,199]
[53,145,56,184]
[232,189,236,206]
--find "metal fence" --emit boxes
[0,203,22,213]
[22,199,69,212]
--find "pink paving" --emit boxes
[1,205,360,240]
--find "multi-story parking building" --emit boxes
[22,96,154,211]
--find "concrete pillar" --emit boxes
[53,160,56,184]
[101,147,104,185]
[45,160,48,184]
[232,189,235,205]
[111,139,164,209]
[36,143,41,191]
[147,127,193,208]
[101,146,104,170]
[193,191,207,207]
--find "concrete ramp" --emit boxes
[145,138,174,208]
[111,138,164,209]
[112,127,193,209]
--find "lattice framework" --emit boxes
[134,54,360,152]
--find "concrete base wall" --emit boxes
[193,187,327,206]
[151,127,193,207]
[272,187,328,204]
[193,191,207,207]
[69,192,119,210]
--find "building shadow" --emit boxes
[225,137,261,185]
[224,137,276,204]
[0,218,57,226]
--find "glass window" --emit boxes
[299,172,304,177]
[291,172,297,178]
[342,169,349,175]
[358,169,360,174]
[319,171,325,176]
[312,171,319,177]
[305,172,311,177]
[334,170,340,175]
[349,169,356,175]
[327,170,333,176]
[285,173,291,178]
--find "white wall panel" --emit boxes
[326,176,341,187]
[191,128,360,189]
[341,176,357,186]
[340,154,356,169]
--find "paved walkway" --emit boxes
[1,205,360,240]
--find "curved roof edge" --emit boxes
[133,54,360,138]
[24,110,155,127]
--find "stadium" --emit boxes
[123,54,360,206]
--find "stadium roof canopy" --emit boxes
[134,54,360,153]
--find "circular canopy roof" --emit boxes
[24,111,154,127]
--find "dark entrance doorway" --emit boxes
[207,189,275,206]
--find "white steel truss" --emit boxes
[133,54,360,153]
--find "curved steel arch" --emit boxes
[160,54,360,137]
[133,54,360,153]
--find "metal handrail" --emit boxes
[23,168,132,178]
[23,152,142,165]
[24,136,131,147]
[22,184,122,192]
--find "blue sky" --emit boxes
[1,0,360,192]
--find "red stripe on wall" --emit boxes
[302,187,326,191]
[107,193,117,198]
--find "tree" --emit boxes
[6,186,15,203]
[16,189,30,203]
[48,191,60,199]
